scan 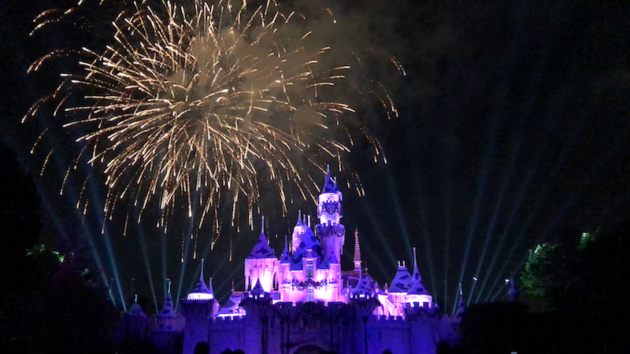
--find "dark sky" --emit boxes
[2,0,630,311]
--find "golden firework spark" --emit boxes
[26,0,399,244]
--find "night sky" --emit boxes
[2,0,630,312]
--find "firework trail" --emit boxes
[25,0,401,244]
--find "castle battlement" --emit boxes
[213,316,246,325]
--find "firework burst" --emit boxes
[25,0,400,243]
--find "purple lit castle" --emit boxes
[117,170,463,353]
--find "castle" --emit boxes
[116,170,464,354]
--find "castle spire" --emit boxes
[200,258,205,283]
[453,283,466,321]
[159,288,176,318]
[406,247,432,302]
[187,258,214,300]
[388,260,412,293]
[281,235,291,263]
[250,278,266,298]
[413,247,419,274]
[128,294,147,317]
[207,277,214,297]
[316,166,345,262]
[507,275,519,302]
[322,164,338,193]
[247,218,275,259]
[353,229,362,271]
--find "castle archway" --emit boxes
[293,344,325,354]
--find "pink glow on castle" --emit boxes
[117,169,464,354]
[227,168,434,317]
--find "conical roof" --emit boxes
[389,261,412,293]
[248,220,275,259]
[295,211,304,227]
[352,275,374,296]
[322,166,339,193]
[159,291,176,318]
[187,259,214,300]
[250,278,265,297]
[280,235,291,263]
[407,247,430,296]
[291,226,322,269]
[128,295,147,317]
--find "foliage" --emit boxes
[516,227,630,353]
[520,243,559,301]
[0,243,120,353]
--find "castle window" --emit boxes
[307,287,314,302]
[306,260,314,277]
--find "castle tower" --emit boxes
[152,280,182,351]
[244,217,279,292]
[507,275,519,302]
[406,247,433,307]
[453,283,465,321]
[156,280,177,329]
[115,294,149,343]
[315,167,346,262]
[181,259,219,354]
[187,259,215,300]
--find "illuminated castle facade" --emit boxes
[116,171,463,354]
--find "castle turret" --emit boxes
[316,167,346,262]
[187,259,214,300]
[389,261,412,293]
[349,275,381,354]
[240,278,273,354]
[406,247,433,307]
[244,217,279,292]
[181,259,219,354]
[453,283,465,322]
[156,281,177,328]
[388,260,412,316]
[128,295,147,318]
[152,281,182,352]
[114,294,149,344]
[507,275,519,302]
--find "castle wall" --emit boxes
[209,317,247,353]
[180,300,215,354]
[200,301,447,354]
[372,316,410,354]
